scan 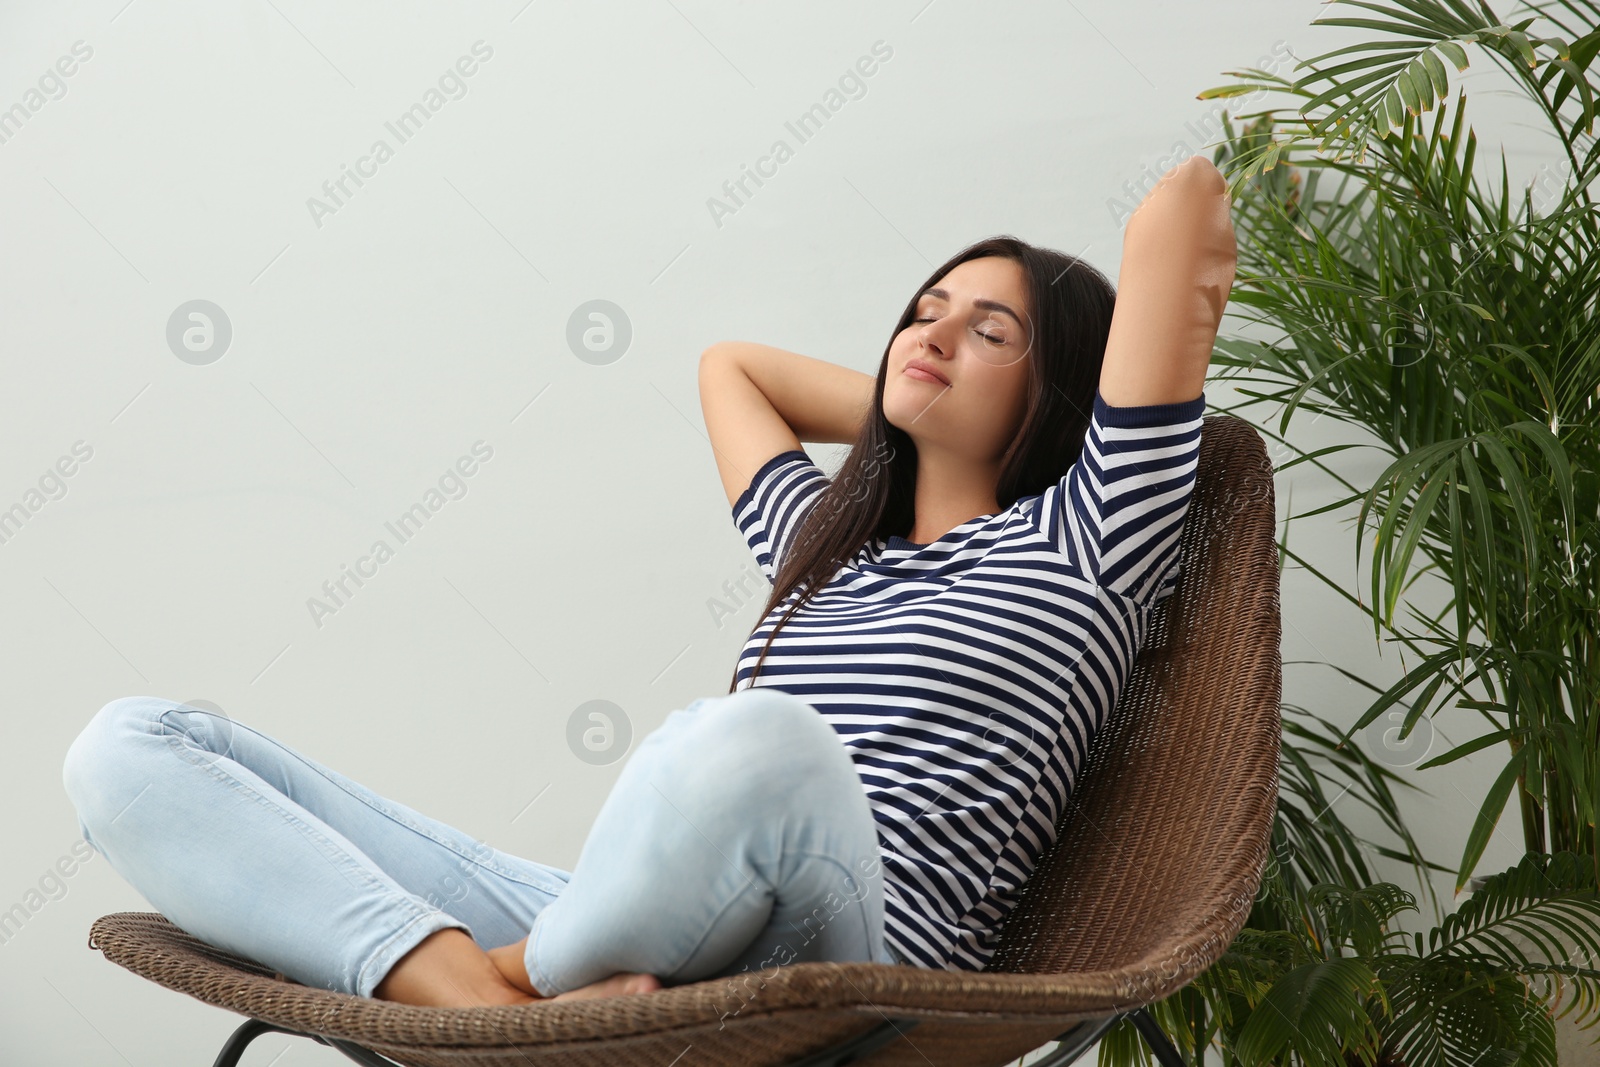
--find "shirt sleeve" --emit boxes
[732,449,830,583]
[1046,387,1206,604]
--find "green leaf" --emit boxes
[1569,26,1600,71]
[1455,448,1498,643]
[1343,647,1462,739]
[1234,958,1381,1067]
[1548,56,1597,134]
[1397,62,1427,115]
[1437,40,1470,71]
[1457,746,1530,890]
[1414,727,1515,770]
[1502,419,1577,554]
[1197,82,1267,100]
[1445,461,1470,664]
[1382,460,1453,624]
[1384,82,1407,129]
[1508,28,1538,69]
[1475,433,1542,583]
[1420,47,1451,98]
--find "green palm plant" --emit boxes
[1119,854,1600,1066]
[1094,707,1600,1067]
[1086,1,1600,1062]
[1193,0,1600,890]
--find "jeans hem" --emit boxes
[357,908,473,999]
[524,906,559,998]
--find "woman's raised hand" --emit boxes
[1124,156,1236,329]
[1097,155,1237,407]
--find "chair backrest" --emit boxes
[986,414,1282,1002]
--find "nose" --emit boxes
[917,320,952,359]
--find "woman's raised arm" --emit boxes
[698,341,875,510]
[1097,155,1237,408]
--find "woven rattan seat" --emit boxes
[85,413,1281,1067]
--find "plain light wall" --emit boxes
[0,1,1556,1063]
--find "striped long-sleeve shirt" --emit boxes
[729,386,1206,971]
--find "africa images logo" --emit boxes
[305,41,495,229]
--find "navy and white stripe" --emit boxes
[730,387,1206,971]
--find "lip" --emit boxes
[904,358,950,386]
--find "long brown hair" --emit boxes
[727,234,1116,694]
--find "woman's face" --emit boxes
[882,255,1034,466]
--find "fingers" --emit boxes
[1122,155,1237,303]
[1149,155,1228,200]
[1127,155,1233,237]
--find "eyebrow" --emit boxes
[919,287,1025,328]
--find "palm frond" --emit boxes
[1233,957,1383,1067]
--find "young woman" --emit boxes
[60,155,1236,1008]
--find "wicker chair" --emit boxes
[85,412,1281,1067]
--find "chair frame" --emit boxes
[205,1009,1187,1067]
[85,413,1279,1067]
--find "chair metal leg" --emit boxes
[213,1019,279,1067]
[1004,1017,1120,1067]
[211,1017,401,1067]
[1018,1014,1121,1066]
[315,1033,408,1066]
[1018,1010,1192,1067]
[1129,1008,1190,1067]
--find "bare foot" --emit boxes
[486,933,662,1002]
[376,928,662,1007]
[375,929,540,1007]
[551,971,663,1001]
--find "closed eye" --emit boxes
[912,316,1006,345]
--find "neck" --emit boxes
[905,442,1002,543]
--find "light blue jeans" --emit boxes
[61,686,904,999]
